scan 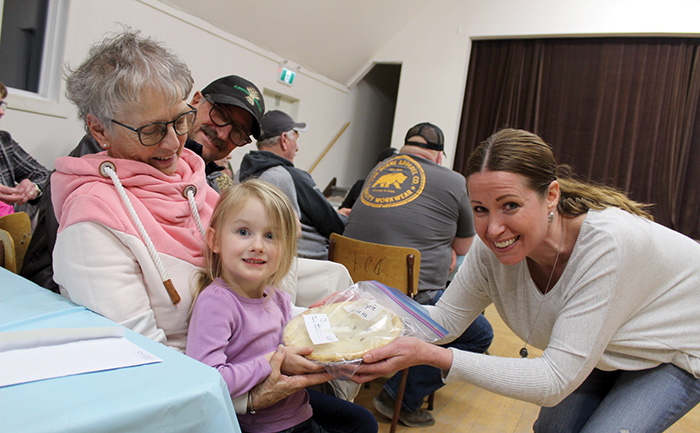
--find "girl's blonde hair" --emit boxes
[192,179,298,308]
[465,128,654,220]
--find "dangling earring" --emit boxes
[548,211,554,224]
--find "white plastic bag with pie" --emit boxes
[282,280,448,379]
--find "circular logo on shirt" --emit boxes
[361,155,426,208]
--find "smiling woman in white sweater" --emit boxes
[353,128,700,433]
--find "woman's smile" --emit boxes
[493,235,519,249]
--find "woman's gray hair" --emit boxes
[65,29,193,133]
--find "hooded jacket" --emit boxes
[21,137,224,293]
[52,148,217,352]
[238,150,345,259]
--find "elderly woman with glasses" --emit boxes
[52,30,378,432]
[53,30,211,352]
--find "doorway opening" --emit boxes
[346,63,401,190]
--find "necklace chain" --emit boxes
[520,219,564,358]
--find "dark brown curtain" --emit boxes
[455,37,700,239]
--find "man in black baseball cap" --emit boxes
[188,75,265,164]
[404,122,447,158]
[404,122,444,152]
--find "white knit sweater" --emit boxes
[427,208,700,406]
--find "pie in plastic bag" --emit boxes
[283,300,403,362]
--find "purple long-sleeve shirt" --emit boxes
[187,278,311,433]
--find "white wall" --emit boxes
[373,0,700,168]
[2,0,355,190]
[341,64,401,186]
[5,0,700,188]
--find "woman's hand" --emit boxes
[16,179,39,201]
[351,337,453,383]
[279,345,326,375]
[251,345,333,410]
[0,182,31,205]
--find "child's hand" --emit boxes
[279,346,326,375]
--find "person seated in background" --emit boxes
[337,147,398,217]
[343,122,493,428]
[20,74,266,291]
[0,81,50,220]
[236,110,346,260]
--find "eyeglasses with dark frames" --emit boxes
[204,94,252,147]
[111,105,198,146]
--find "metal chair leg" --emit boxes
[427,392,435,411]
[391,369,410,433]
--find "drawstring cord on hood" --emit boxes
[99,161,205,305]
[183,185,206,239]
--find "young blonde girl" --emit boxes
[186,179,328,433]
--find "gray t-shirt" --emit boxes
[343,153,475,296]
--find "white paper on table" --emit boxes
[0,327,162,387]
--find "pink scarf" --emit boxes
[52,149,217,266]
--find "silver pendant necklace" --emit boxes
[520,218,564,358]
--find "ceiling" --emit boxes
[160,0,432,85]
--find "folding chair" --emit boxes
[329,233,429,433]
[0,212,32,273]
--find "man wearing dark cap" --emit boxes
[343,122,494,428]
[236,110,346,260]
[187,75,264,192]
[188,75,264,165]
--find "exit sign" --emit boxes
[278,67,296,85]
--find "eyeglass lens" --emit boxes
[138,110,196,146]
[207,101,251,146]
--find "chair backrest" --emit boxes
[0,212,32,273]
[0,228,17,273]
[328,233,421,298]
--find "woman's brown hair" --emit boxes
[465,128,653,220]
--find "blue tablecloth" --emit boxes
[0,267,240,433]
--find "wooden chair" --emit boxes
[328,233,425,433]
[0,212,32,274]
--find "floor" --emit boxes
[353,305,700,433]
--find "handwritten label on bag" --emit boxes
[304,314,339,345]
[343,300,384,321]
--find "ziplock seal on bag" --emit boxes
[282,280,448,380]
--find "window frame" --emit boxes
[0,0,71,118]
